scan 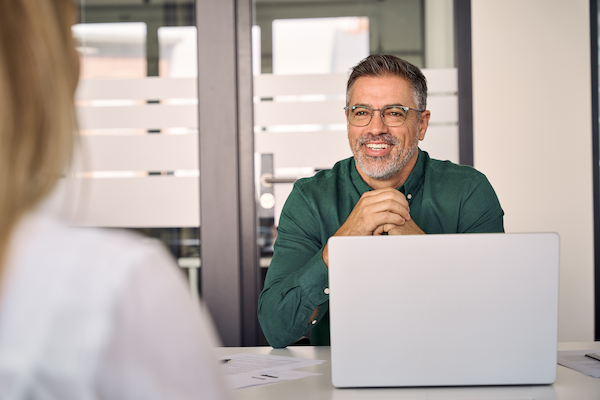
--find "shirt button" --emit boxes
[311,320,317,325]
[324,288,330,295]
[407,194,412,200]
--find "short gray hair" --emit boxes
[346,54,427,111]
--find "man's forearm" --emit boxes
[258,249,330,348]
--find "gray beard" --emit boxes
[352,133,418,181]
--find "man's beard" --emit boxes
[352,133,418,181]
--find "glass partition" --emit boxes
[73,1,200,299]
[253,0,457,274]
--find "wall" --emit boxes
[471,0,594,341]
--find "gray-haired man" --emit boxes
[258,54,504,348]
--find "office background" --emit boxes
[68,0,597,346]
[472,0,594,344]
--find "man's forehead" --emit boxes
[348,75,414,105]
[352,74,410,85]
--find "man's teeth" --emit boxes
[365,143,390,150]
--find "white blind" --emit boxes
[72,77,199,228]
[71,69,458,228]
[253,69,459,225]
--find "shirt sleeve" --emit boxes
[258,183,330,348]
[94,243,232,400]
[458,172,505,234]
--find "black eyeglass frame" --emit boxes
[343,105,424,127]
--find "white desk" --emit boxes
[217,342,600,400]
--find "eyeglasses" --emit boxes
[343,105,423,127]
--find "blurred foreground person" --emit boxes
[0,0,230,398]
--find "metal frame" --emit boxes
[236,0,262,347]
[590,0,600,341]
[420,0,426,67]
[454,0,474,166]
[196,0,259,346]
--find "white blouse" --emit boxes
[0,210,231,399]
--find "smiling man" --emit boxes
[258,54,504,348]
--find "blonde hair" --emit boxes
[0,0,78,276]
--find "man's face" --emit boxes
[346,75,429,183]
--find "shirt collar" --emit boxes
[350,148,426,199]
[399,148,426,199]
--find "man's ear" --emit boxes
[345,108,350,132]
[418,110,431,141]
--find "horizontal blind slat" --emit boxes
[77,104,198,130]
[75,133,198,171]
[419,126,459,164]
[74,69,456,101]
[252,69,457,97]
[422,69,458,93]
[254,73,348,97]
[256,130,351,170]
[255,100,346,126]
[54,176,200,228]
[427,96,458,123]
[76,77,197,100]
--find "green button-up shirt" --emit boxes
[258,149,504,348]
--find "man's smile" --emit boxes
[363,141,393,157]
[365,143,390,150]
[358,134,398,158]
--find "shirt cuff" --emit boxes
[297,248,330,308]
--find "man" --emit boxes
[258,54,504,348]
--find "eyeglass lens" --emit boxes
[347,106,408,127]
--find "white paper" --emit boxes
[229,369,322,390]
[557,350,600,378]
[219,353,325,390]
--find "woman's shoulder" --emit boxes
[15,211,172,273]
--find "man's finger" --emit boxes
[362,200,411,222]
[359,189,410,214]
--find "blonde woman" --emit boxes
[0,0,230,398]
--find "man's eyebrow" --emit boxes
[349,103,408,108]
[383,103,408,108]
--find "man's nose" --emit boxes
[369,110,388,134]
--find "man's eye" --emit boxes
[355,111,368,116]
[385,108,407,117]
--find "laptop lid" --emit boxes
[328,233,559,388]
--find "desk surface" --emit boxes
[217,342,600,400]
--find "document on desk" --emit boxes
[557,350,600,378]
[220,353,325,390]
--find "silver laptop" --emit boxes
[328,233,559,388]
